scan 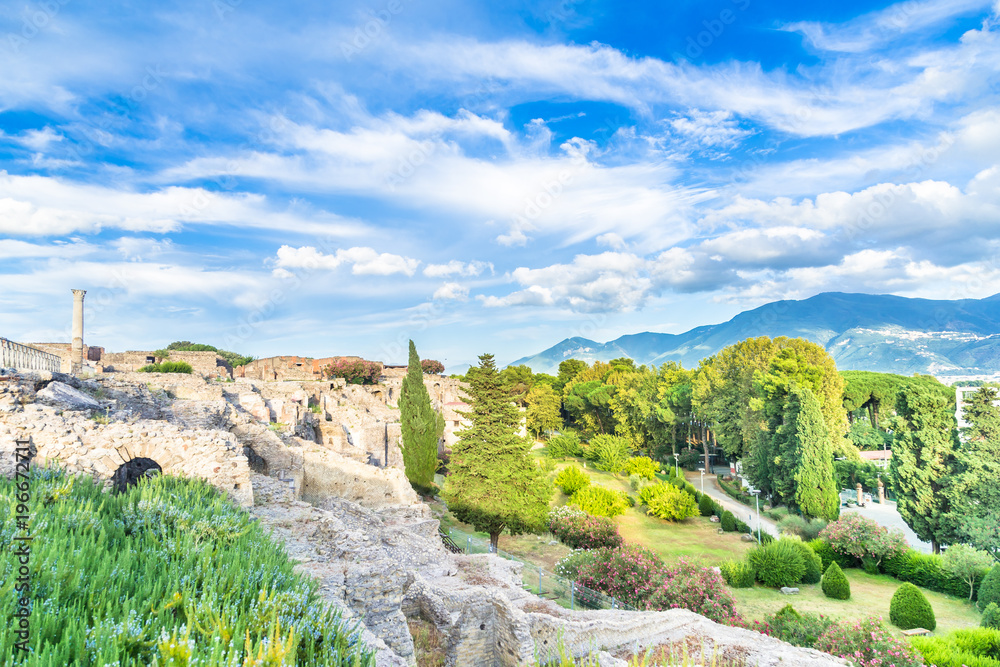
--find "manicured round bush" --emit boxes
[646,484,699,521]
[982,602,1000,629]
[621,456,659,479]
[698,493,716,517]
[980,567,1000,612]
[890,582,936,631]
[821,562,851,600]
[554,464,590,496]
[569,485,630,518]
[747,539,805,588]
[720,559,755,588]
[785,538,822,585]
[720,510,737,532]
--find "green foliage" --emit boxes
[165,340,254,368]
[882,548,978,599]
[152,348,171,359]
[420,358,445,374]
[983,603,1000,630]
[0,469,374,666]
[325,358,383,384]
[747,539,806,588]
[942,544,994,602]
[554,465,590,496]
[821,562,851,600]
[620,456,659,479]
[784,538,823,584]
[568,485,631,518]
[526,384,563,439]
[720,510,737,532]
[443,353,552,550]
[891,384,961,551]
[720,559,756,588]
[136,361,194,374]
[645,484,699,521]
[583,434,632,473]
[953,387,1000,559]
[554,549,597,580]
[777,515,828,541]
[981,568,1000,612]
[890,582,937,630]
[698,493,716,517]
[819,512,908,568]
[544,432,583,459]
[757,605,836,649]
[399,341,443,495]
[912,630,1000,667]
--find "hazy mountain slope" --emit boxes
[510,292,1000,376]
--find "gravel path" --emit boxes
[683,471,779,539]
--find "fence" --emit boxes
[445,527,636,612]
[0,338,61,374]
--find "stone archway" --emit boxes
[111,457,162,493]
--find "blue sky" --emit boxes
[2,0,1000,371]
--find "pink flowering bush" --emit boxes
[814,616,925,667]
[575,543,665,608]
[819,513,908,567]
[645,558,743,625]
[549,508,623,550]
[324,358,383,384]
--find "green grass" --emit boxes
[0,468,374,666]
[732,568,982,635]
[617,508,753,563]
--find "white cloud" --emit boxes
[15,127,64,151]
[274,245,420,276]
[0,239,94,260]
[432,282,469,300]
[667,110,751,149]
[423,260,492,277]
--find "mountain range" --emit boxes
[510,292,1000,378]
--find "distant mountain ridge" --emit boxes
[510,292,1000,377]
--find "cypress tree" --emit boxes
[442,353,552,551]
[785,385,840,520]
[951,386,1000,555]
[890,386,960,553]
[399,340,442,495]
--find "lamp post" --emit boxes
[698,468,705,495]
[749,487,762,543]
[673,453,679,478]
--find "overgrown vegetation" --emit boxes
[0,468,373,666]
[136,360,194,374]
[165,340,255,368]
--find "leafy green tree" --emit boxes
[443,353,552,550]
[525,384,562,439]
[399,341,443,494]
[773,385,840,520]
[499,364,535,407]
[950,386,1000,556]
[941,544,994,601]
[555,359,588,392]
[891,386,960,553]
[654,362,694,460]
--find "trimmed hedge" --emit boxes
[883,549,975,600]
[822,562,851,600]
[720,511,737,532]
[982,602,1000,630]
[912,634,1000,667]
[981,568,1000,613]
[890,582,937,631]
[698,493,716,517]
[808,538,854,573]
[788,539,823,585]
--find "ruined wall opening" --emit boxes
[243,445,269,475]
[112,457,162,493]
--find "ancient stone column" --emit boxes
[71,289,86,373]
[856,482,864,505]
[878,478,885,504]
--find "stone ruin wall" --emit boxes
[101,350,231,378]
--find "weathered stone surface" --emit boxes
[780,587,800,595]
[36,381,101,411]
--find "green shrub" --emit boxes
[758,605,836,649]
[816,617,923,667]
[137,360,194,374]
[0,468,373,666]
[554,549,597,580]
[582,434,632,473]
[720,511,737,532]
[698,493,716,517]
[821,562,851,600]
[720,559,755,588]
[568,485,631,518]
[889,550,972,599]
[890,582,936,630]
[981,568,1000,612]
[786,538,823,585]
[984,602,1000,630]
[733,517,752,534]
[808,538,853,572]
[554,465,590,496]
[862,556,880,575]
[777,515,828,541]
[620,456,659,479]
[747,539,805,588]
[766,506,790,521]
[638,481,668,506]
[912,628,1000,667]
[646,484,700,521]
[546,432,583,459]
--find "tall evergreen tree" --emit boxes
[443,353,552,551]
[399,340,443,494]
[890,386,960,553]
[952,386,1000,557]
[782,385,840,520]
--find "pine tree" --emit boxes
[951,386,1000,556]
[890,386,960,553]
[399,340,443,495]
[442,353,552,551]
[782,385,840,520]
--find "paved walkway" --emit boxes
[841,500,933,554]
[684,471,778,539]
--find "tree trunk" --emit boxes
[932,540,940,555]
[490,531,501,553]
[703,426,712,473]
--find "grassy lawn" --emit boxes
[617,508,753,564]
[732,569,982,635]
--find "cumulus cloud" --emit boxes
[432,282,469,300]
[274,245,420,276]
[423,260,492,277]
